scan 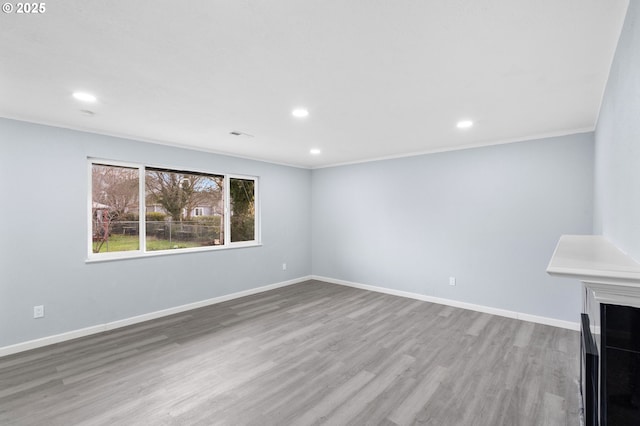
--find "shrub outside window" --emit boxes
[230,177,256,243]
[88,160,259,260]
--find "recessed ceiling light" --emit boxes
[310,148,321,155]
[456,120,473,129]
[292,108,309,118]
[73,92,97,103]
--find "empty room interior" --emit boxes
[2,1,640,425]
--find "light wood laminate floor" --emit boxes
[0,280,580,425]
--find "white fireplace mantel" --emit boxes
[547,235,640,308]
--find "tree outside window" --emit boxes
[89,160,258,258]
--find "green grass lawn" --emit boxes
[94,234,202,253]
[147,238,201,251]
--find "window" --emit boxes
[230,177,256,242]
[145,168,224,251]
[91,163,141,254]
[88,159,259,260]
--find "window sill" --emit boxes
[86,242,263,263]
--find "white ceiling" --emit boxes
[0,1,629,168]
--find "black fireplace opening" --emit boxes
[601,304,640,425]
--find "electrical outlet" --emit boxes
[449,277,456,286]
[282,263,287,271]
[33,305,45,318]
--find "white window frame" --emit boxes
[87,158,261,262]
[226,174,261,248]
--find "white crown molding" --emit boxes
[311,128,594,170]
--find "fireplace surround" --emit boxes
[548,235,640,425]
[581,312,599,426]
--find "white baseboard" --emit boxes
[311,275,580,331]
[1,274,578,358]
[0,276,312,358]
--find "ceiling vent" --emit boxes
[230,131,254,138]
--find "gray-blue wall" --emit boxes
[311,134,594,323]
[3,66,614,348]
[595,0,640,261]
[0,118,312,348]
